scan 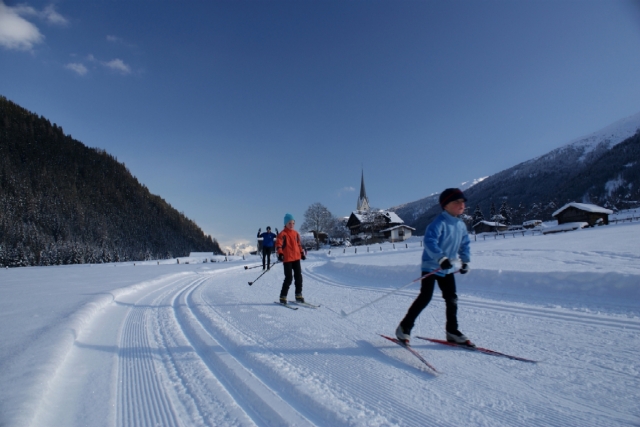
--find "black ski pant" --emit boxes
[400,272,459,334]
[262,246,273,269]
[280,260,303,297]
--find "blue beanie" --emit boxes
[284,213,294,225]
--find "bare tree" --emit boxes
[301,203,335,249]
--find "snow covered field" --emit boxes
[1,221,639,427]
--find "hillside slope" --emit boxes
[407,112,640,233]
[0,96,222,266]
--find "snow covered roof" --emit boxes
[350,210,405,224]
[552,203,613,217]
[379,225,416,232]
[473,220,506,227]
[382,211,404,224]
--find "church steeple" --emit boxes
[357,169,370,211]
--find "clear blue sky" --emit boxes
[2,0,640,249]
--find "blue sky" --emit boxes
[2,0,640,249]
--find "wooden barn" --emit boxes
[552,203,613,226]
[473,220,508,234]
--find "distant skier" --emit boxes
[396,188,472,346]
[257,226,277,270]
[276,213,306,304]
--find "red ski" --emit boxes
[416,336,537,363]
[380,335,439,373]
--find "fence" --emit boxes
[326,210,640,255]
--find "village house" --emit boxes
[345,171,413,244]
[552,202,613,227]
[473,220,508,234]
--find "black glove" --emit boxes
[438,257,453,270]
[301,253,306,260]
[460,263,470,274]
[258,228,261,233]
[278,254,284,262]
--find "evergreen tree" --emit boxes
[472,205,484,225]
[0,95,223,267]
[499,201,512,226]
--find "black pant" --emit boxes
[262,247,273,269]
[280,260,303,297]
[400,272,458,334]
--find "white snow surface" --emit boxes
[1,221,639,427]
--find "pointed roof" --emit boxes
[357,169,370,211]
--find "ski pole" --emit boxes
[340,268,442,317]
[244,263,263,270]
[248,261,281,286]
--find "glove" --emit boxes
[258,228,261,233]
[438,257,453,270]
[460,263,470,274]
[301,253,306,261]
[278,254,284,262]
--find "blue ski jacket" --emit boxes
[421,211,471,275]
[258,232,277,248]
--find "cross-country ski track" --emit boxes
[3,221,639,427]
[17,251,636,427]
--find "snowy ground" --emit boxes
[1,221,639,427]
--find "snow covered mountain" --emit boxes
[404,111,640,232]
[221,241,256,256]
[389,177,487,223]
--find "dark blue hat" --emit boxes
[439,188,467,208]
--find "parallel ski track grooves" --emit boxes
[304,267,640,332]
[303,265,640,426]
[117,297,180,427]
[202,265,439,426]
[173,276,314,427]
[151,275,250,427]
[194,276,445,427]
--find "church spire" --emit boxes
[357,169,370,211]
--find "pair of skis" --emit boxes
[274,301,321,310]
[381,334,537,373]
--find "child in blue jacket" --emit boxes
[396,188,472,346]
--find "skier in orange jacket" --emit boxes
[276,213,306,304]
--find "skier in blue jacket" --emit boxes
[257,226,277,270]
[396,188,472,346]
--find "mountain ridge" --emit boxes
[394,111,640,233]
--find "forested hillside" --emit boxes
[0,96,222,267]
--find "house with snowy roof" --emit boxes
[552,203,613,227]
[472,220,508,234]
[345,170,413,243]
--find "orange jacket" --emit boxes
[276,228,304,262]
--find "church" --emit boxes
[345,171,415,245]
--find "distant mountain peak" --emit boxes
[551,111,640,162]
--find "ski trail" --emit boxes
[302,260,640,426]
[117,302,180,427]
[170,276,314,427]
